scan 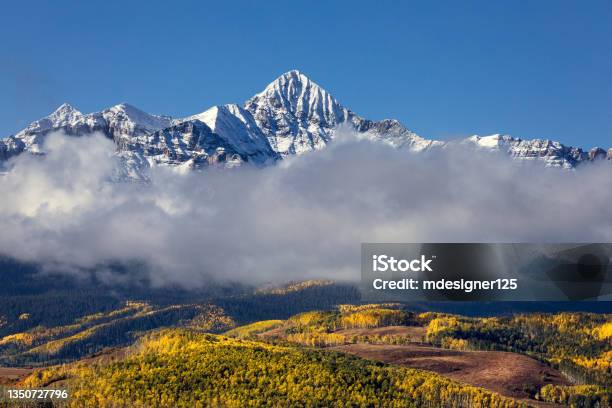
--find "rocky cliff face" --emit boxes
[244,70,440,156]
[463,134,607,169]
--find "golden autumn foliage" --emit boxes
[286,331,347,347]
[22,329,528,408]
[340,308,409,329]
[592,322,612,341]
[187,304,235,332]
[572,350,612,373]
[270,307,420,347]
[442,337,469,351]
[537,384,611,406]
[4,303,609,408]
[255,279,335,295]
[0,302,234,367]
[425,313,612,387]
[337,303,403,313]
[287,310,338,330]
[426,316,462,338]
[224,320,284,339]
[0,332,34,347]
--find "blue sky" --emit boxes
[1,0,611,148]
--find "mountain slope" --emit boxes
[21,329,526,407]
[7,103,171,153]
[182,104,279,164]
[244,70,434,156]
[464,134,611,169]
[357,118,443,152]
[134,119,263,170]
[100,103,173,149]
[244,70,355,156]
[1,102,279,175]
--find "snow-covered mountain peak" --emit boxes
[183,105,225,128]
[183,104,250,129]
[107,103,139,115]
[262,69,316,93]
[102,103,172,131]
[467,134,513,149]
[51,103,82,119]
[244,70,354,156]
[261,69,312,91]
[182,104,278,164]
[3,71,609,173]
[16,103,86,138]
[250,70,345,118]
[42,102,82,124]
[464,133,594,168]
[244,70,436,156]
[283,69,306,77]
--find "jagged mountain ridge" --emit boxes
[184,104,279,164]
[1,70,610,174]
[244,70,440,156]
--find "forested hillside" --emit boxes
[424,313,611,386]
[0,302,234,366]
[21,330,527,408]
[0,268,609,408]
[224,306,611,407]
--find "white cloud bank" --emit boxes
[1,132,611,287]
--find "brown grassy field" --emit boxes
[332,343,569,402]
[0,367,33,385]
[259,322,569,405]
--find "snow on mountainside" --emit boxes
[21,103,87,135]
[7,103,172,153]
[1,70,610,175]
[8,103,103,155]
[464,134,611,169]
[101,103,173,149]
[181,104,279,164]
[244,70,354,155]
[135,120,249,170]
[356,119,443,152]
[244,70,437,156]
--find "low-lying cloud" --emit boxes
[1,131,611,287]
